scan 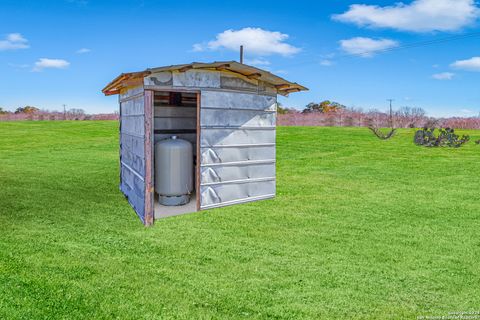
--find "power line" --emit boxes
[287,31,480,68]
[341,31,480,59]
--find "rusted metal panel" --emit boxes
[144,71,173,87]
[120,85,144,101]
[173,70,221,88]
[199,90,277,210]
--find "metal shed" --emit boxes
[102,61,307,226]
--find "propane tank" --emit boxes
[154,136,193,206]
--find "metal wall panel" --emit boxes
[200,109,275,127]
[201,91,276,111]
[119,89,148,223]
[200,128,275,146]
[200,145,275,164]
[199,90,277,209]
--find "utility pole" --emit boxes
[63,104,67,120]
[387,99,394,128]
[240,45,244,64]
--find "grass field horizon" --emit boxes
[1,121,479,319]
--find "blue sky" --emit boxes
[1,0,479,117]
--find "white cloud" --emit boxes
[33,58,70,72]
[333,0,480,32]
[192,43,203,52]
[460,108,476,115]
[0,33,29,51]
[244,58,271,66]
[451,56,480,71]
[320,59,334,66]
[339,37,399,57]
[193,27,301,56]
[76,48,91,54]
[432,72,455,80]
[8,63,29,69]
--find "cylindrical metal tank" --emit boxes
[154,136,193,206]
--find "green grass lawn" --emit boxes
[1,121,479,319]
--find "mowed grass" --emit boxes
[1,121,479,319]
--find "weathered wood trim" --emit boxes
[118,95,122,191]
[178,65,193,72]
[196,92,201,212]
[144,90,154,226]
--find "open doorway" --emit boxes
[153,91,199,219]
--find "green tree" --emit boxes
[14,106,40,114]
[302,101,346,113]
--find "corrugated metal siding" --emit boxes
[199,90,276,209]
[119,87,147,222]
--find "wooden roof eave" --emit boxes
[102,71,151,96]
[102,61,308,96]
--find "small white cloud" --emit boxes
[460,108,475,115]
[451,56,480,72]
[76,48,91,54]
[33,58,70,72]
[333,0,480,32]
[193,27,301,56]
[0,33,29,51]
[192,43,204,52]
[244,58,271,66]
[320,59,334,66]
[8,63,30,69]
[432,72,455,80]
[339,37,399,57]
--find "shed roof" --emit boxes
[102,61,308,96]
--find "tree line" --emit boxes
[277,100,480,129]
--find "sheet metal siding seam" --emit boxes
[200,159,276,167]
[201,177,276,187]
[200,194,275,210]
[200,126,276,130]
[200,143,275,148]
[200,106,276,113]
